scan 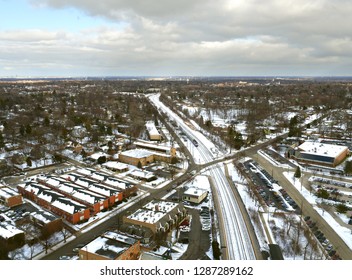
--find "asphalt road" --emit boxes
[179,208,211,260]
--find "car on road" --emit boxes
[72,244,85,253]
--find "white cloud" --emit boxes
[2,0,352,76]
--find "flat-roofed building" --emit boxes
[134,141,176,157]
[119,149,155,167]
[79,231,141,260]
[123,200,187,234]
[129,169,156,182]
[119,147,174,167]
[145,121,161,141]
[183,187,208,204]
[294,141,349,167]
[102,161,129,172]
[0,220,25,250]
[17,182,90,224]
[0,187,23,207]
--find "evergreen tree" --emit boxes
[26,156,32,167]
[294,166,301,178]
[344,160,352,175]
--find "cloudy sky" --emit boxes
[1,0,351,77]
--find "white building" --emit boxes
[183,187,208,204]
[145,121,161,141]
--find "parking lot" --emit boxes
[243,160,299,212]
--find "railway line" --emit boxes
[149,93,258,259]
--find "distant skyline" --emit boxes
[1,0,352,77]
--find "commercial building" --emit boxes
[183,187,208,204]
[134,141,176,157]
[78,231,141,260]
[291,141,349,167]
[119,146,176,167]
[0,187,23,207]
[17,182,90,224]
[0,220,25,250]
[145,121,161,141]
[102,161,129,173]
[123,200,187,234]
[119,149,155,167]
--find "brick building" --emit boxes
[17,182,90,224]
[0,187,23,207]
[79,231,141,260]
[123,200,188,234]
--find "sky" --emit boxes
[0,0,352,77]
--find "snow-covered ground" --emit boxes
[228,162,325,260]
[284,171,352,250]
[7,190,150,260]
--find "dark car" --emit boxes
[328,250,336,257]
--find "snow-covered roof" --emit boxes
[130,169,155,179]
[184,187,208,197]
[0,222,24,239]
[84,232,137,259]
[89,152,109,160]
[134,141,171,152]
[102,161,129,170]
[127,200,180,225]
[120,149,154,159]
[298,141,348,158]
[128,209,165,224]
[104,177,130,190]
[89,184,120,197]
[144,200,179,213]
[52,198,86,214]
[0,187,19,198]
[30,211,57,224]
[145,121,160,136]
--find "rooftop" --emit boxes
[120,149,154,159]
[184,187,208,197]
[84,231,138,260]
[0,221,24,239]
[145,121,160,136]
[0,187,19,198]
[298,141,348,158]
[127,200,180,224]
[102,161,129,170]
